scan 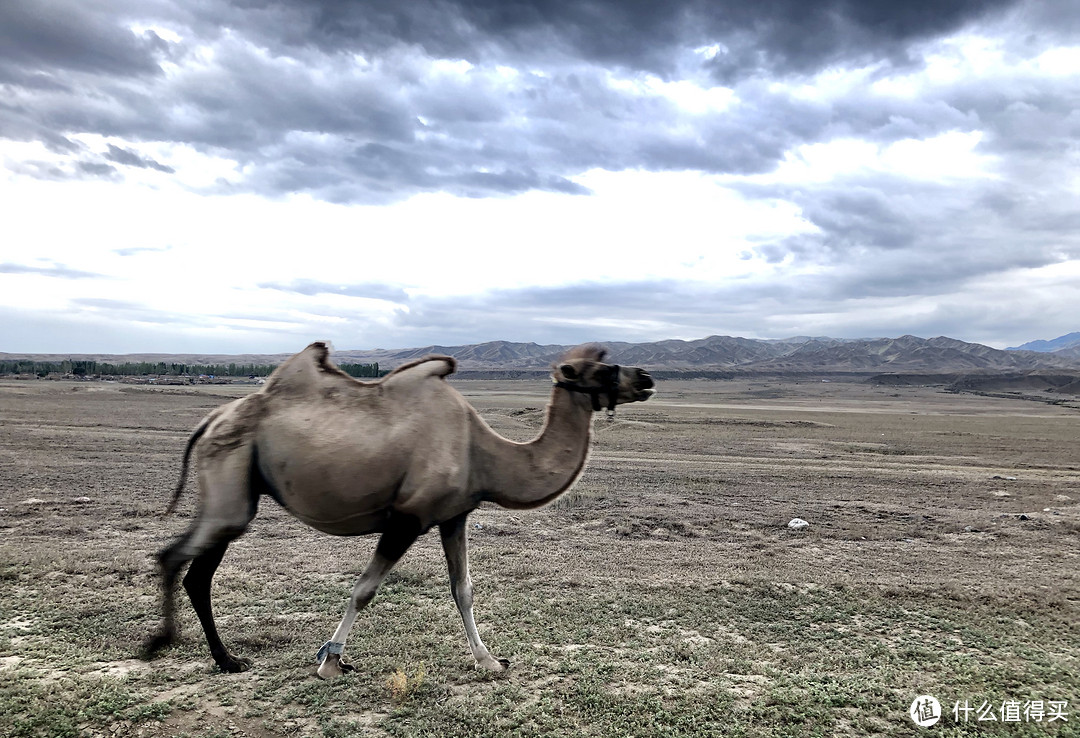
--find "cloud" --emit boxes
[377,265,1079,351]
[2,0,1078,353]
[65,297,197,326]
[0,0,1042,206]
[70,297,144,310]
[258,279,410,303]
[208,0,1017,79]
[0,262,105,279]
[0,304,304,354]
[104,144,175,173]
[113,245,172,257]
[0,0,165,81]
[75,160,119,178]
[737,163,1080,291]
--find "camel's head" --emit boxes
[552,344,655,415]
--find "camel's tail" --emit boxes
[165,416,212,515]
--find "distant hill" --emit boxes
[1007,332,1080,357]
[6,334,1080,373]
[742,335,1076,373]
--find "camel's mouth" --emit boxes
[625,384,656,403]
[626,369,656,403]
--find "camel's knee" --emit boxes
[182,569,209,595]
[156,526,223,581]
[350,583,378,611]
[451,577,475,610]
[156,537,190,578]
[181,533,241,593]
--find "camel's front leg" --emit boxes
[440,513,510,672]
[316,515,420,680]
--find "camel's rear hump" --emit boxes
[382,355,456,380]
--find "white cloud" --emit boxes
[742,130,994,186]
[0,160,818,348]
[608,71,736,114]
[880,131,993,180]
[1034,46,1080,75]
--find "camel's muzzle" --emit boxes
[631,370,656,402]
[608,367,656,410]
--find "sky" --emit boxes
[1,0,1078,354]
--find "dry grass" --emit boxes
[385,663,426,703]
[0,377,1077,737]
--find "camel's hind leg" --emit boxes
[440,513,509,672]
[143,446,257,671]
[316,513,421,680]
[183,536,252,672]
[144,513,255,669]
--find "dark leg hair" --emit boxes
[183,533,250,672]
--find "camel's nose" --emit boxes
[635,369,654,390]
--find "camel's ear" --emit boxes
[560,364,578,380]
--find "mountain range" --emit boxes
[343,334,1080,373]
[1007,332,1080,358]
[7,333,1080,374]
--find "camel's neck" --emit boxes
[470,387,594,509]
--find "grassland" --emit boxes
[0,377,1077,737]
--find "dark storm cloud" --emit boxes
[258,279,409,303]
[0,0,1037,203]
[692,0,1016,82]
[0,0,165,82]
[217,0,1014,79]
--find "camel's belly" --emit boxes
[287,505,391,537]
[258,455,401,532]
[252,404,472,533]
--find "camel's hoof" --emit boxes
[215,655,253,673]
[316,654,353,680]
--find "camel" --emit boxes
[143,341,654,678]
